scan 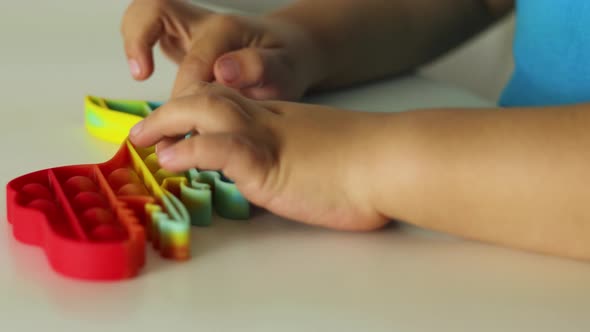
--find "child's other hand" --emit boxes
[128,82,390,231]
[121,0,321,101]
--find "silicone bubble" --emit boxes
[118,183,149,196]
[21,183,53,201]
[82,207,115,229]
[72,192,108,211]
[27,199,59,218]
[107,168,141,191]
[64,176,98,196]
[143,153,160,173]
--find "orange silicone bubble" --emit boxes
[117,183,150,196]
[107,168,141,191]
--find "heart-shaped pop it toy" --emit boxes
[5,96,251,280]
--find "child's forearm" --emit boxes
[268,0,513,90]
[371,104,590,260]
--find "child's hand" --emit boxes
[121,0,321,100]
[128,82,390,231]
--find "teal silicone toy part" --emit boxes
[187,169,250,220]
[180,180,213,227]
[86,96,250,225]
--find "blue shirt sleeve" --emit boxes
[499,0,590,107]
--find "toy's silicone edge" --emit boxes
[84,95,144,145]
[125,140,192,259]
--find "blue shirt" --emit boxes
[499,0,590,107]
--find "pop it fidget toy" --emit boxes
[5,96,249,280]
[84,95,162,144]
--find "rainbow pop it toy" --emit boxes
[5,96,249,280]
[84,95,161,144]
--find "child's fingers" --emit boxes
[156,133,269,185]
[171,17,243,97]
[170,39,229,98]
[159,35,186,64]
[129,92,245,148]
[155,137,182,154]
[120,1,164,80]
[156,133,241,172]
[176,81,252,108]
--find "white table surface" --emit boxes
[1,1,590,332]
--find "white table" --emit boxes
[1,2,590,332]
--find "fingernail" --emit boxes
[129,59,141,78]
[158,148,175,165]
[218,58,240,83]
[130,120,143,137]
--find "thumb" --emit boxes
[213,48,290,91]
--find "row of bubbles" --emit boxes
[62,174,127,242]
[107,167,150,196]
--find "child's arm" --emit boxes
[271,0,514,90]
[129,82,590,261]
[372,104,590,260]
[121,0,513,99]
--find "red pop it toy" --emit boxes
[6,138,250,280]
